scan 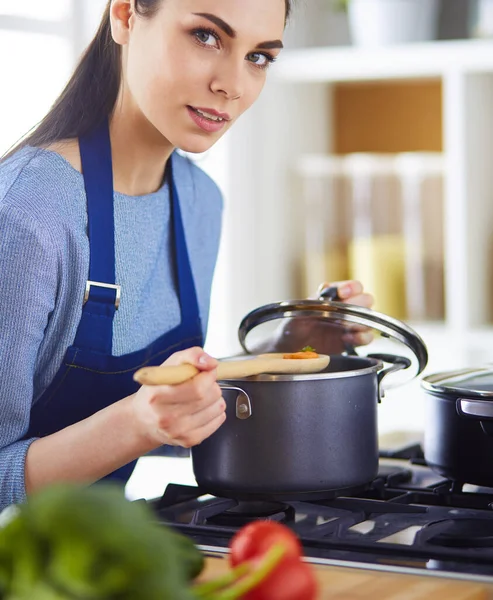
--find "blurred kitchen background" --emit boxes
[2,0,493,444]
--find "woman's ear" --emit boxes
[109,0,135,45]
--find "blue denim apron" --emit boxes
[25,118,204,483]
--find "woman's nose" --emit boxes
[210,60,244,101]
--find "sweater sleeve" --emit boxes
[0,203,58,511]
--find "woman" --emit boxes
[0,0,372,511]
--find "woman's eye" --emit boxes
[247,53,274,69]
[194,30,218,47]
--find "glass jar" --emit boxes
[394,153,445,322]
[297,155,351,297]
[297,152,445,322]
[344,153,407,320]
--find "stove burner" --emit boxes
[374,465,413,487]
[150,445,493,580]
[207,501,294,527]
[417,519,493,549]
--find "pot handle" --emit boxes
[318,285,358,356]
[367,353,412,402]
[219,385,252,420]
[456,398,493,436]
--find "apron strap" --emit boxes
[169,156,201,325]
[74,121,201,355]
[80,117,116,289]
[75,118,118,354]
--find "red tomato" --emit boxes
[230,521,302,567]
[244,555,318,600]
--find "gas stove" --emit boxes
[148,445,493,584]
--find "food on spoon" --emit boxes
[283,346,319,360]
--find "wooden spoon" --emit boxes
[133,353,330,386]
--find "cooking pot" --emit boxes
[422,368,493,486]
[191,287,428,500]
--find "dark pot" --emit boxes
[192,288,427,501]
[422,369,493,486]
[191,354,410,501]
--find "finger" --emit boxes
[342,292,374,308]
[169,400,227,448]
[187,397,227,431]
[334,280,364,300]
[316,280,365,300]
[182,412,228,448]
[150,370,222,408]
[343,331,374,347]
[161,346,204,366]
[180,371,222,410]
[343,323,372,333]
[152,394,225,441]
[161,346,218,372]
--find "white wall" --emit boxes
[76,0,108,49]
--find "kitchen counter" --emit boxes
[200,556,492,599]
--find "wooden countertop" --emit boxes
[201,556,492,599]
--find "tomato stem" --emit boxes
[193,562,251,597]
[212,544,286,600]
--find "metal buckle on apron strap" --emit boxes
[84,280,122,310]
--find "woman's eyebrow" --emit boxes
[192,12,284,49]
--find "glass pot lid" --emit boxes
[422,368,493,399]
[238,286,428,388]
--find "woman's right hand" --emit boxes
[130,347,226,449]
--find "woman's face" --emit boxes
[113,0,286,153]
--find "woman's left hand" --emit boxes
[249,280,375,355]
[263,280,374,355]
[317,280,373,309]
[316,280,374,349]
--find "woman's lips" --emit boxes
[187,106,228,133]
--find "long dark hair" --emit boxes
[2,0,292,159]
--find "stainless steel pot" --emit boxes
[191,288,428,500]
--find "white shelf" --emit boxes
[274,39,493,83]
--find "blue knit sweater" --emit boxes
[0,146,223,511]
